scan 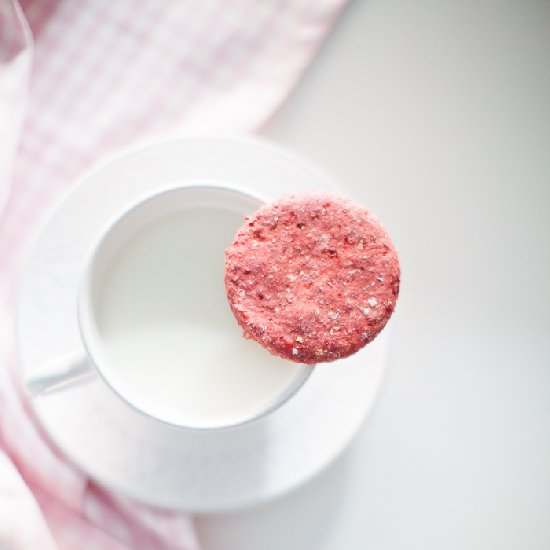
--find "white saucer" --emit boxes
[16,136,389,512]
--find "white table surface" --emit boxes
[196,0,550,549]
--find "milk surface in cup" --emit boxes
[92,197,307,428]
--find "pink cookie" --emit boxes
[225,192,400,364]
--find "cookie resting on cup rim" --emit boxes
[224,192,400,364]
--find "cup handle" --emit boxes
[24,350,95,397]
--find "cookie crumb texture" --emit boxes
[225,193,400,364]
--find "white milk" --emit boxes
[95,207,305,428]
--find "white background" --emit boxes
[197,0,550,548]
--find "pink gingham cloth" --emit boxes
[0,0,347,548]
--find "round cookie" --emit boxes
[224,192,400,364]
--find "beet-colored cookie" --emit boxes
[224,192,400,364]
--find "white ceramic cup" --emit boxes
[24,184,313,430]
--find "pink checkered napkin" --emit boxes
[0,0,347,548]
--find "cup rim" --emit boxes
[77,182,315,431]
